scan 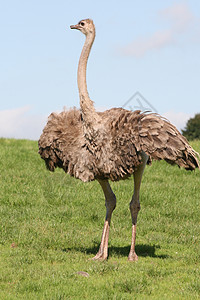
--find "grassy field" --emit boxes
[0,138,199,299]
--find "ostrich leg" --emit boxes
[92,179,116,260]
[128,152,149,261]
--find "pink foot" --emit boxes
[128,252,138,262]
[91,250,108,261]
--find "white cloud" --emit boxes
[96,105,109,112]
[160,3,193,33]
[121,3,195,57]
[162,110,192,131]
[122,29,174,57]
[0,107,47,140]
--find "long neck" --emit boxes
[77,31,99,121]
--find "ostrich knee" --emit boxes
[105,193,116,222]
[129,196,140,225]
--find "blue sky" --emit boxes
[0,0,200,139]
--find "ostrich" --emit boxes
[38,19,199,261]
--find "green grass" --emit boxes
[0,138,199,299]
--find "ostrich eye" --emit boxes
[80,22,85,26]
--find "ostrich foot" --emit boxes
[92,250,108,261]
[91,220,109,261]
[128,224,138,262]
[128,251,138,262]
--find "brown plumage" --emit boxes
[38,19,199,261]
[39,108,199,181]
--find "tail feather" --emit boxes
[139,113,200,170]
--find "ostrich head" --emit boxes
[70,19,95,36]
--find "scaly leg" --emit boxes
[128,152,149,261]
[92,179,116,260]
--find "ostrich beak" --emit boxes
[70,24,80,30]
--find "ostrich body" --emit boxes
[38,19,199,261]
